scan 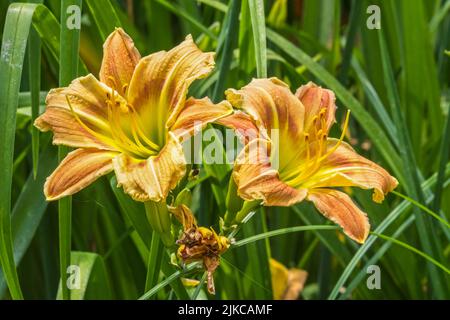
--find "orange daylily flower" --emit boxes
[35,28,232,202]
[219,78,398,243]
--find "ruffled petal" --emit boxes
[307,189,370,243]
[99,28,141,97]
[226,77,304,142]
[216,110,263,145]
[233,139,307,206]
[304,141,398,203]
[295,81,336,136]
[225,78,305,172]
[35,74,123,151]
[112,133,186,202]
[44,148,118,201]
[127,35,215,144]
[170,97,232,142]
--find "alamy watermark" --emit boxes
[174,125,280,170]
[66,5,81,30]
[66,265,81,290]
[366,264,381,290]
[366,5,381,29]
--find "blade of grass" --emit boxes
[432,107,450,213]
[391,190,450,229]
[31,3,87,74]
[138,262,200,300]
[328,164,450,299]
[211,0,240,101]
[238,0,256,76]
[0,2,82,300]
[378,30,446,298]
[85,0,122,40]
[191,271,207,300]
[57,252,112,299]
[398,0,443,146]
[18,91,46,107]
[429,0,450,35]
[109,177,151,246]
[144,232,164,297]
[57,0,82,300]
[27,15,41,178]
[339,215,416,299]
[293,205,353,266]
[155,0,217,40]
[197,0,228,13]
[0,2,42,300]
[0,140,55,297]
[143,0,172,51]
[337,0,362,84]
[351,57,398,147]
[371,232,450,275]
[233,225,338,247]
[159,253,191,300]
[248,0,267,77]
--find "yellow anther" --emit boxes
[319,108,327,117]
[107,76,118,91]
[304,133,310,161]
[198,227,213,237]
[319,110,351,162]
[319,108,327,130]
[316,129,323,138]
[119,103,129,113]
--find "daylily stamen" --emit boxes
[127,103,160,151]
[221,79,398,244]
[319,108,327,130]
[105,93,150,158]
[318,109,351,162]
[106,76,119,92]
[304,133,310,161]
[283,111,350,188]
[65,95,121,149]
[104,86,159,158]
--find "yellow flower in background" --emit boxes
[35,28,232,202]
[270,258,307,300]
[220,78,398,243]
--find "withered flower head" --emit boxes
[171,205,229,294]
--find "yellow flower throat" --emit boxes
[281,108,350,189]
[66,77,160,159]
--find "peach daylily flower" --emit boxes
[35,28,232,202]
[219,78,398,243]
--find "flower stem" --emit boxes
[144,201,174,247]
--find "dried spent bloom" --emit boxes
[35,28,232,202]
[171,204,229,294]
[219,78,398,243]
